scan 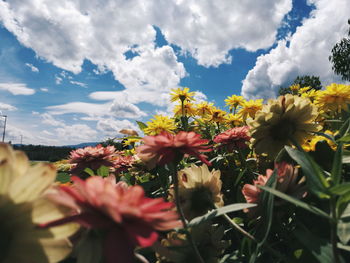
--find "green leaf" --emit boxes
[136,121,148,131]
[338,134,350,143]
[338,219,350,245]
[331,142,344,185]
[55,172,71,183]
[337,192,350,219]
[188,203,256,227]
[285,146,330,198]
[338,243,350,252]
[258,185,330,219]
[294,227,333,263]
[329,183,350,195]
[337,117,350,139]
[76,230,103,263]
[84,167,95,177]
[96,165,109,177]
[343,155,350,164]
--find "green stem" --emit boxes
[331,197,340,263]
[171,164,205,263]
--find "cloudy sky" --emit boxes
[0,0,349,145]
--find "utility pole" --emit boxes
[20,134,23,145]
[1,114,7,142]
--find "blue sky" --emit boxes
[0,0,348,145]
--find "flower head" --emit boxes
[170,87,195,103]
[69,144,116,175]
[144,115,177,136]
[238,99,263,120]
[225,95,244,110]
[206,106,227,123]
[213,126,251,150]
[0,143,78,263]
[112,154,135,174]
[136,131,212,169]
[170,164,223,220]
[119,129,139,136]
[315,83,350,113]
[225,113,243,127]
[242,162,306,204]
[195,101,213,117]
[289,84,300,93]
[173,101,197,117]
[123,137,141,147]
[41,176,181,263]
[248,94,321,158]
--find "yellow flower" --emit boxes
[123,137,141,146]
[301,89,320,102]
[0,143,78,263]
[315,83,350,112]
[298,86,311,94]
[206,106,227,123]
[248,94,321,158]
[195,101,213,117]
[173,101,197,117]
[224,95,244,110]
[171,164,223,220]
[238,99,263,120]
[225,113,243,127]
[302,130,336,152]
[289,84,300,92]
[53,159,72,172]
[144,115,177,135]
[170,87,195,103]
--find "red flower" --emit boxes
[242,162,306,204]
[69,144,116,174]
[213,126,251,150]
[40,176,181,263]
[136,131,212,169]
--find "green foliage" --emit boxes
[13,144,74,161]
[329,19,350,81]
[293,75,322,90]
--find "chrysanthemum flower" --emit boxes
[297,86,311,95]
[301,89,320,102]
[170,164,223,220]
[195,101,213,117]
[242,162,306,204]
[225,95,244,111]
[40,176,181,263]
[136,131,212,169]
[170,87,195,103]
[225,113,243,127]
[315,83,350,112]
[302,130,336,152]
[248,94,321,158]
[289,84,300,93]
[206,106,227,123]
[213,126,251,150]
[0,143,78,263]
[238,99,263,120]
[173,101,197,117]
[122,137,141,147]
[69,144,116,174]
[112,154,135,174]
[144,115,177,136]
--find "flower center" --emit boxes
[190,187,214,215]
[270,118,296,141]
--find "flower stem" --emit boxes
[331,197,340,263]
[171,164,205,263]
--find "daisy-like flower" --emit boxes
[248,94,321,158]
[238,99,263,120]
[0,143,78,263]
[69,144,116,175]
[173,101,197,117]
[170,164,223,220]
[195,101,213,117]
[289,84,300,93]
[224,95,244,111]
[315,83,350,113]
[206,106,227,123]
[170,87,195,103]
[53,159,72,172]
[144,115,177,136]
[40,176,181,263]
[225,113,243,127]
[213,126,251,151]
[242,162,306,204]
[112,154,135,174]
[297,86,311,95]
[122,137,141,147]
[136,131,212,169]
[301,89,320,102]
[302,130,336,152]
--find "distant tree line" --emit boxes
[13,144,74,162]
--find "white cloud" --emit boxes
[55,124,98,142]
[47,102,109,116]
[0,83,35,95]
[109,99,146,119]
[0,102,17,111]
[41,113,64,127]
[96,118,139,138]
[55,75,63,85]
[70,80,87,88]
[40,88,48,92]
[25,63,39,72]
[242,0,350,99]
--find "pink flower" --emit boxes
[40,176,181,263]
[69,144,116,174]
[136,131,212,169]
[213,126,251,150]
[112,154,134,174]
[242,162,306,204]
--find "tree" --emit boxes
[292,75,322,90]
[329,19,350,81]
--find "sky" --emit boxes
[0,0,349,145]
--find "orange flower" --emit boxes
[136,131,212,169]
[40,176,181,263]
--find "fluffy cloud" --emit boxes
[97,118,139,138]
[0,83,35,95]
[0,102,17,111]
[55,124,98,142]
[70,81,87,88]
[241,0,350,99]
[25,63,39,72]
[41,113,64,127]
